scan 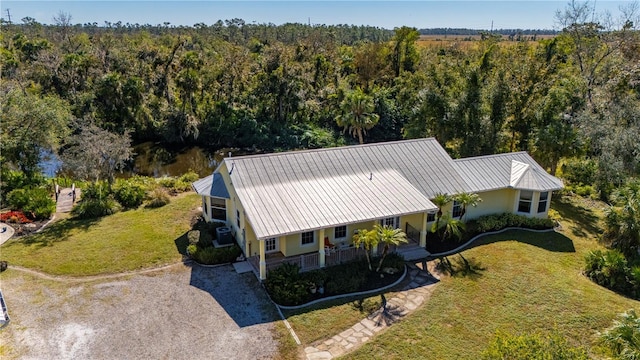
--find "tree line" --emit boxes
[1,2,638,201]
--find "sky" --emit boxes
[0,1,634,30]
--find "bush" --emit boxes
[187,230,201,245]
[157,177,176,189]
[113,179,147,209]
[468,213,555,235]
[265,263,312,306]
[584,249,638,297]
[179,171,200,183]
[574,184,595,197]
[192,219,226,240]
[483,331,588,360]
[72,196,121,219]
[81,181,112,200]
[6,187,56,220]
[561,158,597,186]
[189,244,242,265]
[146,188,170,208]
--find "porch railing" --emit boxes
[249,246,365,275]
[405,222,421,244]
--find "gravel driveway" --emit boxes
[0,263,279,359]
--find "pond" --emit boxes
[39,143,245,179]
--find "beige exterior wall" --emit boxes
[465,189,516,220]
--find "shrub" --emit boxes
[172,180,193,193]
[81,181,112,200]
[561,158,597,186]
[265,263,312,306]
[72,196,121,219]
[599,310,640,359]
[192,219,226,240]
[113,179,147,209]
[584,249,637,297]
[575,184,595,197]
[6,188,56,220]
[189,244,242,265]
[186,244,198,257]
[178,171,200,183]
[187,230,201,245]
[146,188,170,208]
[157,176,176,189]
[483,331,588,360]
[0,211,32,223]
[468,213,555,235]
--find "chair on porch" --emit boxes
[324,237,336,254]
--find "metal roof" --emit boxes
[193,138,564,239]
[231,168,437,240]
[192,172,230,199]
[454,152,564,192]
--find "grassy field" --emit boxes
[285,194,639,359]
[0,193,200,276]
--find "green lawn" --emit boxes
[0,193,200,276]
[287,195,640,359]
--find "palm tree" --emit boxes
[605,181,640,256]
[431,193,451,233]
[454,192,482,221]
[353,228,378,271]
[437,214,466,242]
[335,88,380,144]
[374,224,408,272]
[599,309,640,360]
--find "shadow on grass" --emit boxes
[435,254,487,280]
[173,231,189,257]
[552,196,602,238]
[14,217,100,248]
[465,229,577,253]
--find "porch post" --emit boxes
[420,212,428,248]
[259,238,266,280]
[318,229,325,268]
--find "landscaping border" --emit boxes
[275,264,408,310]
[429,227,556,258]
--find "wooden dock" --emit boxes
[56,187,80,213]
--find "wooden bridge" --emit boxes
[55,186,80,213]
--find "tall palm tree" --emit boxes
[374,224,408,272]
[599,309,640,360]
[454,192,482,221]
[335,88,380,144]
[353,228,378,271]
[431,193,451,233]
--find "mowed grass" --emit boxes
[284,194,639,359]
[0,193,200,276]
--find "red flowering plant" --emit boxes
[0,211,33,224]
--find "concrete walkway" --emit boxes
[304,263,439,360]
[0,222,15,246]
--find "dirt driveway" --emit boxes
[0,263,279,359]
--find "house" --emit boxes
[192,138,563,280]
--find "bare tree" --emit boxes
[61,124,133,185]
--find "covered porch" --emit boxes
[247,221,427,279]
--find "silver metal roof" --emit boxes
[192,173,230,199]
[454,152,564,192]
[231,167,437,239]
[193,138,563,239]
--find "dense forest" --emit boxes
[1,2,639,201]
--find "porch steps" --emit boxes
[395,244,430,261]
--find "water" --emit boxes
[39,143,243,179]
[131,142,227,178]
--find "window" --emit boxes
[334,225,347,239]
[380,216,400,228]
[236,209,240,228]
[518,190,533,213]
[210,197,226,221]
[452,201,462,218]
[265,237,278,252]
[301,231,315,245]
[427,212,436,222]
[537,192,549,213]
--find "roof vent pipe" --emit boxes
[228,152,232,158]
[369,172,373,180]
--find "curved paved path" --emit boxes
[304,262,440,360]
